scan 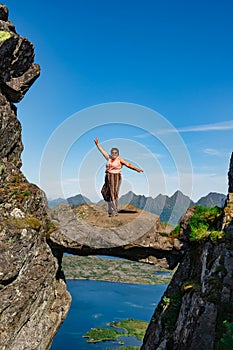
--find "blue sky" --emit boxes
[5,0,233,201]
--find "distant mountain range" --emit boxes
[48,197,68,209]
[119,191,226,225]
[67,194,91,206]
[48,194,90,209]
[48,191,226,225]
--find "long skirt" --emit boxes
[101,172,122,215]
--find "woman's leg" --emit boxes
[109,173,121,215]
[107,201,115,215]
[114,173,122,213]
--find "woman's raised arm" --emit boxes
[94,137,109,160]
[119,157,143,173]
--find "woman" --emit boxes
[94,137,143,216]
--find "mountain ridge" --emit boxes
[48,190,226,225]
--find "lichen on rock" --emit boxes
[0,10,40,102]
[0,5,71,350]
[0,30,11,42]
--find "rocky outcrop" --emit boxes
[142,152,233,350]
[222,154,233,235]
[228,153,233,193]
[0,5,40,103]
[0,5,71,350]
[48,203,183,269]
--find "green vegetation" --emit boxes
[161,291,182,330]
[171,206,225,242]
[110,318,148,341]
[162,296,171,306]
[159,222,175,237]
[10,186,31,199]
[171,223,180,238]
[216,303,233,348]
[83,318,148,344]
[8,237,15,244]
[11,189,19,196]
[189,206,223,242]
[7,216,42,231]
[46,221,57,237]
[23,190,31,197]
[0,30,11,42]
[62,255,173,284]
[218,321,233,350]
[83,327,122,343]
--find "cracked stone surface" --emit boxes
[0,5,71,350]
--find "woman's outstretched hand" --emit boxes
[94,137,98,145]
[136,168,144,173]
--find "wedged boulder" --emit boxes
[48,203,183,269]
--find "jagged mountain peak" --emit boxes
[49,190,226,225]
[196,191,226,208]
[67,193,91,205]
[171,189,190,198]
[120,190,193,225]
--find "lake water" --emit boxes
[51,280,167,349]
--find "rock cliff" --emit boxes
[48,203,183,269]
[142,153,233,350]
[0,5,71,350]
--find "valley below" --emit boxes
[62,255,173,285]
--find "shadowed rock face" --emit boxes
[0,5,40,103]
[0,6,71,350]
[222,152,233,235]
[228,153,233,193]
[141,153,233,350]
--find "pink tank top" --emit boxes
[106,157,122,174]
